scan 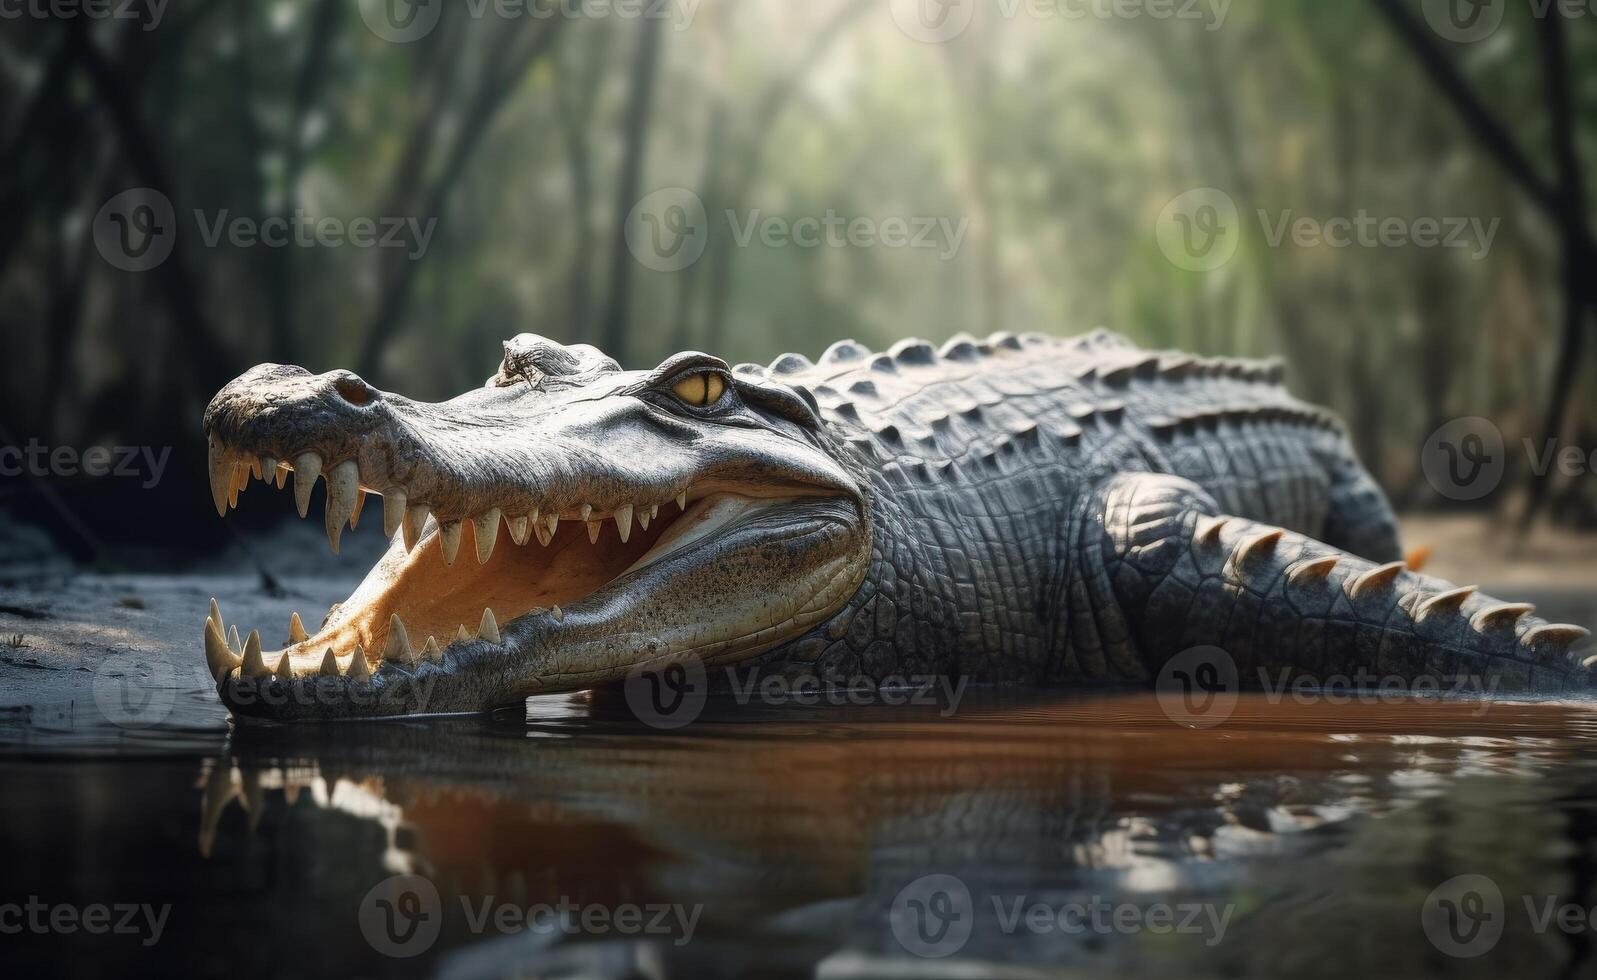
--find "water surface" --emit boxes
[7,684,1597,979]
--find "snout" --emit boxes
[203,364,383,451]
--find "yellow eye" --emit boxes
[672,372,726,407]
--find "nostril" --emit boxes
[333,377,374,407]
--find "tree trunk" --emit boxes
[597,15,667,365]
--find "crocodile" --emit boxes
[199,330,1593,721]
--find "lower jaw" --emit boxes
[214,494,867,720]
[247,494,793,678]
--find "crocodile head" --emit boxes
[200,335,871,721]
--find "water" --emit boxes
[7,684,1597,979]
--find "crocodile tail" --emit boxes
[1096,474,1595,693]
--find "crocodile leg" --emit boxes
[1318,457,1404,564]
[1085,473,1594,692]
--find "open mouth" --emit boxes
[202,445,788,687]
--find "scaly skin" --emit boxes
[199,330,1593,721]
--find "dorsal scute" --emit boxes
[769,353,815,375]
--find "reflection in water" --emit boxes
[9,688,1597,977]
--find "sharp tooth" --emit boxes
[383,488,408,539]
[384,613,413,664]
[228,625,243,656]
[274,463,287,490]
[676,493,687,510]
[208,442,231,516]
[580,503,592,522]
[550,605,563,622]
[347,643,370,681]
[507,515,530,546]
[474,509,501,564]
[249,457,263,480]
[615,505,633,543]
[274,653,294,681]
[439,521,463,565]
[241,630,268,678]
[204,617,241,682]
[209,597,224,631]
[293,452,323,518]
[319,647,340,677]
[323,460,359,553]
[456,624,471,643]
[586,520,601,544]
[422,636,442,661]
[403,504,429,551]
[543,513,558,540]
[478,608,500,644]
[227,465,240,510]
[261,456,277,483]
[289,612,309,644]
[639,507,650,531]
[350,489,367,530]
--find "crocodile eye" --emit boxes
[672,371,727,408]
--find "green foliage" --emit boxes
[0,0,1592,512]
